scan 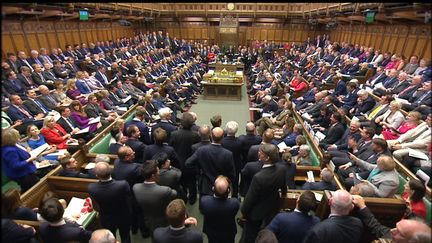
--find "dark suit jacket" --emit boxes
[1,218,37,243]
[152,120,178,141]
[301,181,337,191]
[353,96,376,116]
[240,161,263,197]
[153,226,203,243]
[23,99,46,116]
[39,222,92,243]
[169,128,200,170]
[88,179,133,225]
[238,134,262,165]
[133,182,177,231]
[191,141,211,153]
[6,105,34,123]
[124,119,151,145]
[37,94,57,111]
[221,136,243,173]
[303,215,363,243]
[185,144,236,196]
[84,103,108,118]
[320,122,345,146]
[144,144,180,168]
[3,79,26,97]
[267,211,320,243]
[112,159,143,188]
[125,138,146,163]
[56,116,78,134]
[157,167,182,190]
[281,162,296,189]
[241,163,287,222]
[200,195,240,241]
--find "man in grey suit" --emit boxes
[133,160,177,232]
[185,127,236,197]
[37,85,59,111]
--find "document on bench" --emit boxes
[301,112,312,121]
[121,95,132,103]
[30,143,50,158]
[262,113,272,118]
[314,131,326,141]
[351,116,360,122]
[34,161,51,169]
[75,127,89,134]
[88,117,100,125]
[307,171,315,182]
[408,149,429,161]
[416,170,430,185]
[395,97,409,104]
[117,107,128,112]
[67,139,79,146]
[277,141,288,151]
[374,83,384,89]
[46,149,67,157]
[249,107,263,112]
[85,162,96,170]
[64,197,93,226]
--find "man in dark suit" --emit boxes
[185,127,236,197]
[267,190,320,243]
[88,161,132,243]
[240,143,287,243]
[303,190,363,243]
[125,125,146,164]
[402,81,431,118]
[17,66,38,90]
[3,70,27,99]
[37,85,59,111]
[301,168,337,191]
[247,128,275,163]
[153,199,203,243]
[7,95,43,132]
[170,112,201,204]
[23,89,49,117]
[238,122,262,166]
[144,128,180,167]
[396,75,423,101]
[124,106,151,145]
[373,69,398,96]
[240,158,263,198]
[191,125,212,153]
[221,121,243,198]
[133,160,177,232]
[200,176,240,243]
[6,52,20,74]
[350,90,376,117]
[151,107,178,141]
[319,112,346,149]
[363,66,387,88]
[153,152,183,193]
[57,106,93,142]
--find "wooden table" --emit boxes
[208,63,244,72]
[201,81,244,101]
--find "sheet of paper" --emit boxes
[64,197,91,225]
[262,113,272,118]
[277,141,288,151]
[75,127,90,134]
[351,116,360,122]
[408,148,429,160]
[121,95,132,103]
[313,192,323,201]
[374,83,384,89]
[314,131,326,141]
[395,97,409,104]
[117,107,128,112]
[307,171,315,182]
[416,170,430,185]
[301,112,311,120]
[85,163,96,170]
[88,117,100,124]
[34,161,51,169]
[46,149,67,157]
[29,143,50,158]
[249,107,263,112]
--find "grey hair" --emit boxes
[95,154,111,163]
[89,229,116,243]
[225,121,239,135]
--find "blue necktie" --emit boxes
[34,99,48,113]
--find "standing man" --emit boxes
[185,127,236,198]
[88,162,132,243]
[200,176,240,243]
[240,144,287,243]
[303,190,363,243]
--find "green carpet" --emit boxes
[190,83,251,135]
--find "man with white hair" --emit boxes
[89,229,118,243]
[151,107,178,141]
[350,89,376,116]
[222,121,242,198]
[303,190,363,243]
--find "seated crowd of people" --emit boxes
[2,32,431,243]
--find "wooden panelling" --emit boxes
[46,33,59,51]
[267,29,275,41]
[36,33,49,50]
[12,34,27,52]
[260,29,267,40]
[2,34,15,56]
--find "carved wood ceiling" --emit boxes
[2,3,431,25]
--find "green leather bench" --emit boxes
[2,172,21,193]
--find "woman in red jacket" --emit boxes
[289,71,308,93]
[402,179,427,220]
[40,115,80,154]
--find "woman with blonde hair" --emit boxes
[65,78,88,105]
[381,111,422,140]
[52,80,73,105]
[1,128,40,191]
[373,100,405,134]
[40,115,79,154]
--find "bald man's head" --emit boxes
[198,125,211,140]
[330,190,353,216]
[246,122,256,134]
[211,127,224,143]
[94,162,111,180]
[262,129,275,143]
[393,219,431,243]
[89,229,116,243]
[213,176,230,198]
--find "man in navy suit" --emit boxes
[153,199,203,243]
[3,70,27,99]
[124,106,151,145]
[144,128,180,168]
[200,176,240,243]
[351,90,376,117]
[373,69,399,96]
[238,122,262,165]
[221,121,243,198]
[7,95,43,133]
[240,144,287,243]
[303,190,363,243]
[88,161,132,243]
[185,127,236,197]
[301,168,337,191]
[267,190,320,243]
[319,112,346,149]
[125,125,146,163]
[151,107,178,141]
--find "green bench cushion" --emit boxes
[424,198,431,224]
[397,174,408,195]
[2,172,21,193]
[89,134,113,154]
